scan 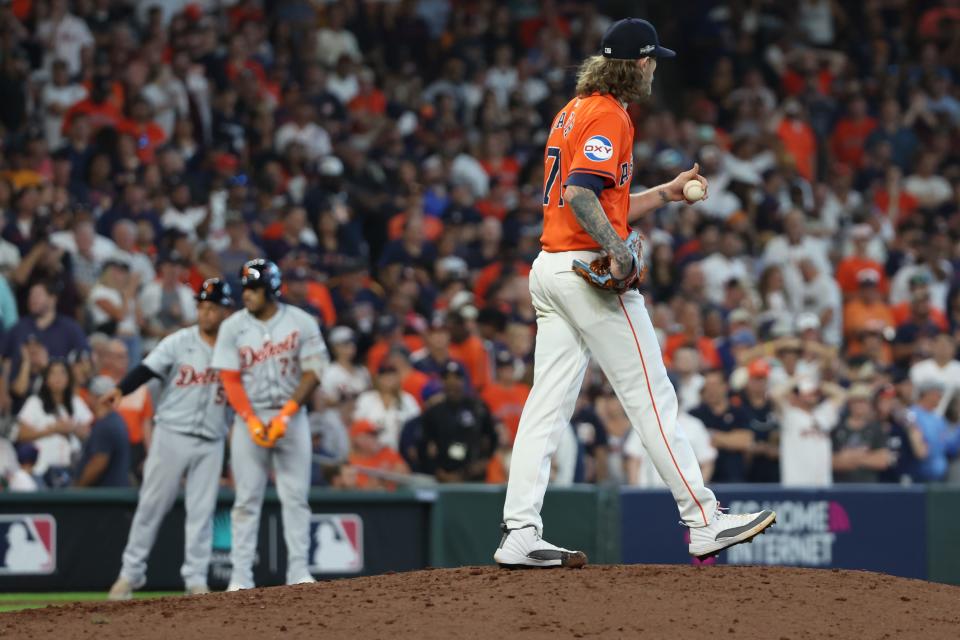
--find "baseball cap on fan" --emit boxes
[600,18,675,60]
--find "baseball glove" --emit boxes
[572,230,646,294]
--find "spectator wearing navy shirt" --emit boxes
[736,360,781,483]
[691,370,754,483]
[74,376,131,488]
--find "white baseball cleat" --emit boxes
[186,584,210,596]
[493,524,587,569]
[688,507,777,559]
[107,576,145,601]
[226,582,252,592]
[289,575,317,585]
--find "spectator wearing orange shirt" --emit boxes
[98,338,152,480]
[282,267,336,328]
[386,346,432,410]
[892,278,948,331]
[347,419,409,490]
[446,307,491,392]
[479,132,520,191]
[843,270,894,355]
[829,97,877,169]
[664,302,722,370]
[481,350,530,445]
[347,68,386,123]
[116,96,166,163]
[775,99,817,182]
[62,76,123,135]
[873,166,919,225]
[366,315,424,375]
[387,205,444,244]
[836,224,888,296]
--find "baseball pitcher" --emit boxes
[495,18,776,568]
[108,278,235,599]
[212,259,328,589]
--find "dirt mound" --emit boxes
[4,565,959,639]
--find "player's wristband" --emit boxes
[278,399,300,419]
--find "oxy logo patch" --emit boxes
[583,135,613,162]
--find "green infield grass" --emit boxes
[0,592,178,613]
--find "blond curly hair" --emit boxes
[575,55,650,104]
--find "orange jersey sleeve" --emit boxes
[540,93,634,252]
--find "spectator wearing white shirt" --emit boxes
[13,361,93,483]
[36,0,94,76]
[910,333,960,417]
[822,168,866,245]
[110,220,155,286]
[904,153,953,210]
[793,259,843,347]
[88,259,142,366]
[762,209,832,277]
[40,60,87,149]
[141,64,189,139]
[671,347,705,413]
[353,363,420,451]
[890,262,952,310]
[6,443,41,492]
[624,412,717,487]
[485,44,518,107]
[775,377,846,487]
[320,326,372,406]
[50,220,116,300]
[137,253,197,353]
[701,229,751,305]
[160,178,207,241]
[315,4,362,67]
[275,102,332,162]
[326,56,360,106]
[516,59,548,107]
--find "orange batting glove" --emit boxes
[267,400,299,444]
[246,415,273,448]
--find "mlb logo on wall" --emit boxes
[0,515,56,575]
[308,514,363,575]
[583,135,614,162]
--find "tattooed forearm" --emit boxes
[565,185,633,272]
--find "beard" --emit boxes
[619,67,653,103]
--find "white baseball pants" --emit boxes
[503,250,718,531]
[229,410,312,586]
[119,428,224,589]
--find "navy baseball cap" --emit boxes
[601,18,675,60]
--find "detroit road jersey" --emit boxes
[142,326,229,439]
[541,92,634,252]
[117,326,231,590]
[212,304,328,411]
[211,302,329,586]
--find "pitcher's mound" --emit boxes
[5,565,959,639]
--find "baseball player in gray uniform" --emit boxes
[212,259,328,590]
[108,278,235,600]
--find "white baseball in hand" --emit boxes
[683,180,705,202]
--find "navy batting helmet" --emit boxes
[240,259,282,299]
[196,277,234,307]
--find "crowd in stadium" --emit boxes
[0,0,958,492]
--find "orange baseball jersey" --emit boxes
[540,92,634,252]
